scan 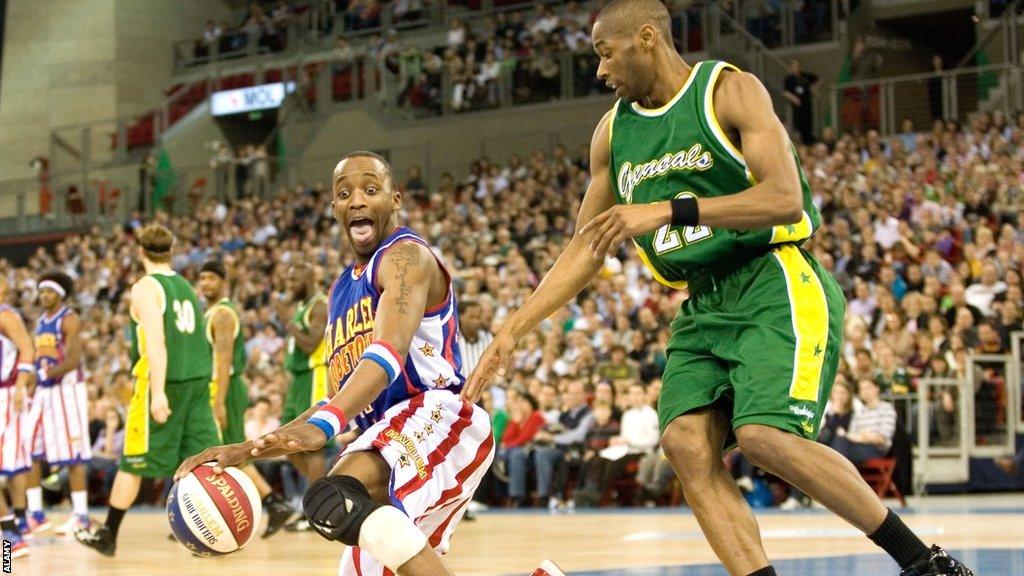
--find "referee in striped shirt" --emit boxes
[458,300,493,380]
[459,299,493,520]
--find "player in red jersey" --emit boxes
[178,152,564,576]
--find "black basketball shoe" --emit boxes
[898,545,974,576]
[75,524,116,557]
[262,496,296,538]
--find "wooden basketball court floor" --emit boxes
[19,494,1024,575]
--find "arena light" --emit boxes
[211,82,296,117]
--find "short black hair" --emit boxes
[199,259,226,279]
[342,150,395,188]
[595,0,673,43]
[39,269,75,299]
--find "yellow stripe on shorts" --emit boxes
[125,326,151,456]
[772,245,830,402]
[311,364,329,405]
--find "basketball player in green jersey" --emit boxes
[277,261,328,529]
[465,2,972,576]
[197,260,296,538]
[76,223,219,556]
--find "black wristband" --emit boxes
[670,196,700,227]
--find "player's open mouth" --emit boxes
[349,217,374,243]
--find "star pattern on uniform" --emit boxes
[414,431,426,443]
[419,343,436,357]
[813,343,823,357]
[785,224,797,234]
[430,408,443,423]
[800,272,811,284]
[397,453,411,468]
[432,374,449,388]
[423,423,434,435]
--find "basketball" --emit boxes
[166,464,263,557]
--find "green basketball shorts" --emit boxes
[209,375,249,445]
[121,377,220,477]
[659,244,846,443]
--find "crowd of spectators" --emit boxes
[7,100,1024,509]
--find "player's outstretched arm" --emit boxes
[691,70,804,229]
[250,241,439,457]
[462,111,616,401]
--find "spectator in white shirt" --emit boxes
[964,262,1007,317]
[832,379,897,464]
[575,383,660,506]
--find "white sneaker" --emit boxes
[779,497,803,511]
[531,559,567,576]
[565,499,575,510]
[467,500,489,513]
[736,476,754,493]
[547,497,561,511]
[55,514,92,536]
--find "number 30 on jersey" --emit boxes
[172,299,196,333]
[652,192,712,254]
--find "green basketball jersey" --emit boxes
[283,292,328,374]
[129,272,212,383]
[608,60,821,289]
[204,298,246,379]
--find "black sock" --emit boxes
[0,515,17,533]
[746,567,777,576]
[868,509,930,569]
[105,505,127,539]
[12,508,26,523]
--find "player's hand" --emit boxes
[462,329,516,402]
[214,402,228,430]
[150,392,172,424]
[251,423,327,457]
[580,202,673,259]
[174,442,252,480]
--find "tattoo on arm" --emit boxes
[387,243,421,315]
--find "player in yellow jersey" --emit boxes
[465,2,972,576]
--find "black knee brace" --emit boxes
[302,475,383,545]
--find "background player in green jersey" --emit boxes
[275,261,328,530]
[76,223,219,556]
[197,259,295,538]
[465,2,972,576]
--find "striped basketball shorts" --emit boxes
[24,376,92,465]
[0,386,31,476]
[337,389,494,576]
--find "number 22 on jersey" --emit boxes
[652,192,712,254]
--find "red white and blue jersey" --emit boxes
[326,227,464,430]
[34,306,82,387]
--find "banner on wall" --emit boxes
[211,82,296,116]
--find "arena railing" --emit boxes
[914,377,971,495]
[827,62,1024,135]
[964,354,1018,458]
[1010,331,1024,438]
